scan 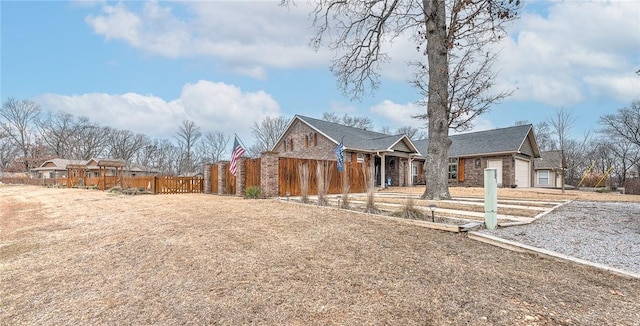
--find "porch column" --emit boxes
[408,157,414,186]
[380,153,386,188]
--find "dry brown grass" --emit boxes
[2,185,639,325]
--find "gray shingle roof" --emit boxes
[534,150,563,169]
[296,115,411,152]
[411,124,536,158]
[291,115,537,158]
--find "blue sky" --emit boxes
[2,0,639,147]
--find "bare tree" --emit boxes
[322,112,373,130]
[548,108,576,193]
[106,128,149,163]
[534,121,555,152]
[251,116,290,154]
[283,0,521,199]
[599,100,640,148]
[69,120,109,160]
[36,111,88,158]
[199,131,230,164]
[0,128,19,170]
[396,126,427,140]
[174,120,202,174]
[0,98,42,171]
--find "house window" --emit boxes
[289,138,294,151]
[305,135,309,147]
[538,170,550,185]
[313,133,318,146]
[448,158,459,180]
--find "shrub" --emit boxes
[245,186,261,199]
[364,187,379,214]
[391,196,425,220]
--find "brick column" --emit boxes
[235,157,245,196]
[260,152,279,198]
[203,163,212,194]
[218,161,228,195]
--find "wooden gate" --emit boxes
[210,164,219,193]
[244,158,261,189]
[156,176,203,194]
[224,166,236,195]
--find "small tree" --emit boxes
[250,116,290,156]
[0,98,41,171]
[548,108,576,193]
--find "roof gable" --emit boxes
[274,115,420,154]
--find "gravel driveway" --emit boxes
[482,201,640,275]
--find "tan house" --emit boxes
[533,150,563,188]
[31,158,160,179]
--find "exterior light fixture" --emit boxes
[428,204,437,222]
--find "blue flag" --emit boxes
[334,140,344,172]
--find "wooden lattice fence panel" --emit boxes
[156,176,203,194]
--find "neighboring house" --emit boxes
[31,158,160,178]
[31,158,87,179]
[272,115,541,188]
[179,172,204,178]
[533,150,563,188]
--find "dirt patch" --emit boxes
[1,185,639,325]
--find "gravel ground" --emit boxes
[482,201,640,275]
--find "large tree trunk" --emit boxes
[421,0,452,200]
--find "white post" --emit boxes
[484,168,498,230]
[380,154,386,188]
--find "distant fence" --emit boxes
[1,175,204,194]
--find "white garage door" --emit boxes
[487,159,503,186]
[515,158,530,188]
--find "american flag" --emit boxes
[334,139,344,173]
[229,136,246,177]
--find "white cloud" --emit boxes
[495,1,640,106]
[35,80,281,142]
[84,1,330,77]
[369,100,424,130]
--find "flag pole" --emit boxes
[235,133,249,151]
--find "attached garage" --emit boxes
[514,158,531,188]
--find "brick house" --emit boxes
[272,115,540,188]
[273,115,420,187]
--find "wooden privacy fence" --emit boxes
[1,176,203,194]
[278,157,368,197]
[225,167,236,195]
[244,158,261,189]
[210,165,219,194]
